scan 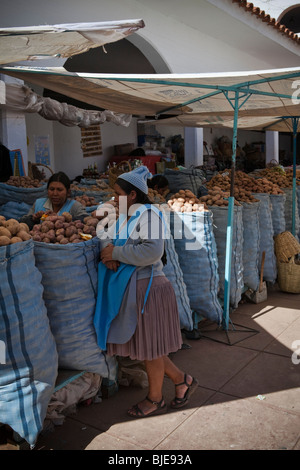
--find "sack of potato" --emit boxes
[33,231,117,378]
[0,216,31,245]
[0,238,58,447]
[5,175,43,188]
[0,177,47,206]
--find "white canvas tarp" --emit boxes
[0,81,131,127]
[1,66,300,123]
[0,20,145,65]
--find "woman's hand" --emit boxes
[104,260,120,272]
[32,210,45,222]
[101,244,119,271]
[100,243,115,264]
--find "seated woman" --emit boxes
[20,171,89,230]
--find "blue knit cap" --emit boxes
[118,165,152,194]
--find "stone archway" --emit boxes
[64,33,171,74]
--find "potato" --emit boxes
[16,230,31,241]
[32,234,42,242]
[54,219,64,229]
[0,235,11,246]
[46,229,56,242]
[4,219,20,235]
[10,236,23,244]
[62,212,72,222]
[18,222,30,233]
[0,227,12,239]
[55,228,65,237]
[74,221,84,230]
[41,221,54,233]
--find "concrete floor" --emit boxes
[35,287,300,451]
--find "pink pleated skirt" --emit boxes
[106,276,183,361]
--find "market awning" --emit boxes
[1,65,300,119]
[0,19,145,65]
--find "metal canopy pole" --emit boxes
[291,117,299,237]
[222,90,239,331]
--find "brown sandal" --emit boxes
[127,396,167,418]
[171,374,198,409]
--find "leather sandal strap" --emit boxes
[174,373,189,387]
[146,396,164,406]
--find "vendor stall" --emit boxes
[2,60,300,445]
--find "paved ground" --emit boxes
[34,286,300,451]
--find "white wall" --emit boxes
[1,0,299,73]
[25,112,139,180]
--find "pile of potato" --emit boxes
[71,180,114,195]
[5,175,43,188]
[285,169,300,185]
[74,195,98,207]
[199,187,243,207]
[207,170,284,197]
[30,212,99,244]
[0,216,31,245]
[254,168,292,188]
[167,189,208,212]
[148,188,167,204]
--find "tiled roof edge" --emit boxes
[232,0,300,44]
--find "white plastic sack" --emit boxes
[241,201,260,291]
[283,188,300,239]
[0,239,58,447]
[163,232,194,331]
[0,181,47,205]
[33,238,117,380]
[169,210,222,325]
[210,205,244,309]
[253,193,277,282]
[0,201,31,220]
[270,193,286,236]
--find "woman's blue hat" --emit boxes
[118,165,152,194]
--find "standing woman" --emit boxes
[94,166,198,418]
[20,171,88,229]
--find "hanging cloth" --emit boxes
[93,204,163,351]
[34,197,75,214]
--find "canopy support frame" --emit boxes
[200,89,259,345]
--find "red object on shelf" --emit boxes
[109,155,161,175]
